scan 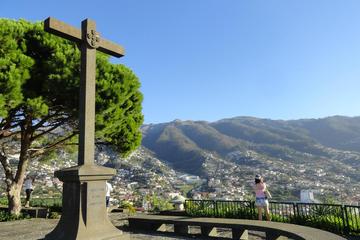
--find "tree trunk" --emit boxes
[2,115,33,216]
[7,183,22,216]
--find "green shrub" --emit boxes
[0,211,30,222]
[270,213,291,223]
[286,214,345,234]
[120,202,136,214]
[0,197,8,206]
[30,198,62,208]
[346,215,360,235]
[28,198,62,213]
[145,195,174,212]
[48,212,61,219]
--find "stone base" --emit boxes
[45,165,127,240]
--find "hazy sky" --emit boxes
[2,1,360,123]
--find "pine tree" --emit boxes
[0,19,143,215]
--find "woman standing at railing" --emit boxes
[254,174,271,221]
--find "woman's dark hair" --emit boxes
[255,179,261,184]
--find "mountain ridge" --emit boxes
[141,115,360,176]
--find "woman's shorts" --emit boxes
[255,197,269,207]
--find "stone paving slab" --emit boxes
[0,218,196,240]
[0,218,58,240]
[0,213,202,240]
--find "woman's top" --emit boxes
[254,182,267,198]
[106,182,113,197]
[24,179,33,190]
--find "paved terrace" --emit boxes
[0,213,357,240]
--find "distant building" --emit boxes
[167,192,181,199]
[300,190,320,203]
[180,174,202,184]
[192,193,202,200]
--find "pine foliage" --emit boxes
[0,18,143,157]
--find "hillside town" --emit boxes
[1,145,360,208]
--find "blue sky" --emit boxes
[2,1,360,123]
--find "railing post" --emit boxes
[343,205,350,235]
[292,202,297,223]
[215,200,218,217]
[201,200,204,216]
[251,201,256,219]
[295,202,300,224]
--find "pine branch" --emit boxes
[29,132,77,158]
[31,110,65,130]
[31,119,68,141]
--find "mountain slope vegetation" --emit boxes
[142,116,360,176]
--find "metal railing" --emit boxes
[185,199,360,236]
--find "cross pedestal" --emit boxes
[43,17,127,240]
[45,165,127,240]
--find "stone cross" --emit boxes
[44,17,124,166]
[44,17,128,240]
